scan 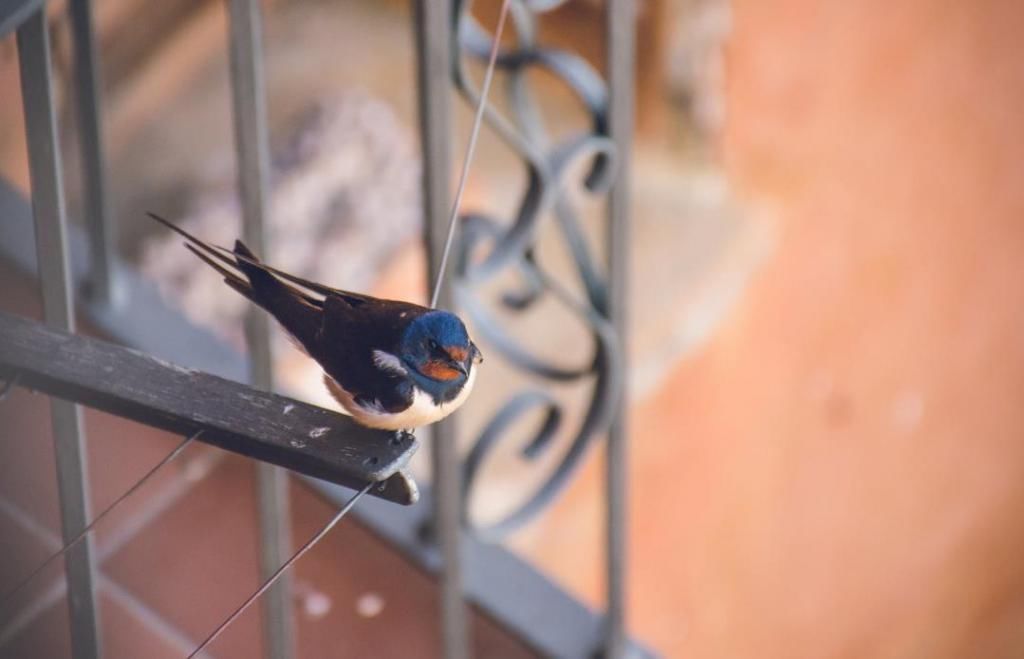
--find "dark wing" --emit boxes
[147,213,430,388]
[148,212,323,350]
[314,294,427,413]
[147,212,404,307]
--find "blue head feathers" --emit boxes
[400,311,476,396]
[403,311,469,351]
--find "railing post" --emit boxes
[68,0,117,307]
[17,9,102,658]
[604,0,635,656]
[225,0,296,657]
[413,1,469,658]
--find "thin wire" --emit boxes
[0,430,201,610]
[187,481,374,658]
[430,0,512,309]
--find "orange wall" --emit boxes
[529,2,1024,657]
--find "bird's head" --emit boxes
[400,311,482,391]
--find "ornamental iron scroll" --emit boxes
[450,1,625,541]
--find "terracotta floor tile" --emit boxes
[102,456,264,659]
[0,588,188,659]
[0,383,220,558]
[0,387,63,534]
[0,265,217,555]
[0,594,70,659]
[100,582,191,659]
[83,410,219,555]
[0,264,60,532]
[289,484,536,659]
[0,496,59,608]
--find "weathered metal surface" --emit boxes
[0,311,420,504]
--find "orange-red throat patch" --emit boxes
[420,359,463,381]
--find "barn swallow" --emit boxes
[148,213,482,430]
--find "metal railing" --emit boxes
[224,0,296,654]
[0,1,645,657]
[14,9,100,657]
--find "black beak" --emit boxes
[446,354,468,376]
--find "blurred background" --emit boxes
[3,0,1024,657]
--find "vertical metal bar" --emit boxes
[412,2,469,658]
[225,1,295,658]
[17,10,101,659]
[68,0,117,306]
[604,1,635,657]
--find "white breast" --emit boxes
[323,364,478,431]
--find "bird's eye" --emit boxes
[428,339,441,352]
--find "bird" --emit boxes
[148,213,482,431]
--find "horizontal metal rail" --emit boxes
[0,310,420,504]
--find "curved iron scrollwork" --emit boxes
[450,0,623,541]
